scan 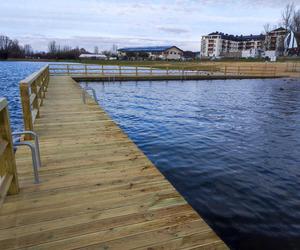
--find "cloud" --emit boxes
[157,26,190,34]
[1,0,296,51]
[15,34,200,52]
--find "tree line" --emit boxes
[0,35,94,60]
[0,35,32,59]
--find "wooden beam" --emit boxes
[0,98,19,195]
[0,174,13,207]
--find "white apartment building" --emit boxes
[201,32,265,58]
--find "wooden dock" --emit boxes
[49,63,291,81]
[0,75,228,249]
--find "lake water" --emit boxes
[1,61,300,249]
[0,61,50,132]
[81,79,300,250]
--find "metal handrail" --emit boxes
[12,131,41,184]
[82,87,98,105]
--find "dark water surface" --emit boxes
[0,61,49,132]
[81,79,300,250]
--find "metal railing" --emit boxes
[13,131,41,184]
[82,86,98,105]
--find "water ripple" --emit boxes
[82,79,300,250]
[0,61,49,132]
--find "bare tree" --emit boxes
[0,35,11,59]
[94,46,99,54]
[282,2,295,30]
[292,9,300,32]
[102,50,112,57]
[62,45,72,52]
[0,35,11,50]
[48,41,57,54]
[24,44,33,56]
[263,23,271,34]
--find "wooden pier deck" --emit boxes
[0,75,228,249]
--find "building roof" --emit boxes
[79,54,107,58]
[118,46,183,53]
[271,27,287,32]
[207,32,265,42]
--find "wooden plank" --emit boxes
[29,93,36,105]
[31,109,38,123]
[0,101,19,195]
[20,83,34,136]
[0,98,8,112]
[0,74,229,249]
[0,174,13,207]
[0,140,8,156]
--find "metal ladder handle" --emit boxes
[13,141,40,184]
[82,87,98,105]
[12,131,41,168]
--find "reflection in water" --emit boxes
[81,79,300,250]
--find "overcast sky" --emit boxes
[1,0,299,51]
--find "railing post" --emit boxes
[119,66,122,76]
[102,65,104,75]
[67,65,70,75]
[41,70,46,102]
[150,67,153,76]
[264,65,267,76]
[39,66,49,105]
[85,65,87,75]
[20,83,33,140]
[224,66,227,76]
[45,66,50,92]
[166,67,169,75]
[136,66,138,76]
[0,98,19,197]
[31,81,40,118]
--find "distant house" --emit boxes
[118,46,184,60]
[265,27,288,55]
[183,51,197,60]
[79,54,107,60]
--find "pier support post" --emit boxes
[20,84,34,139]
[0,98,20,198]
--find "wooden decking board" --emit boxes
[0,76,228,249]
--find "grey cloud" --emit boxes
[157,26,190,34]
[15,34,200,51]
